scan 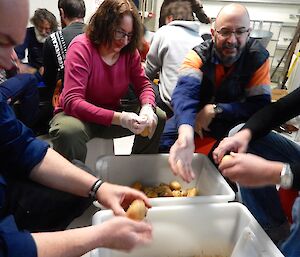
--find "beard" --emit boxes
[214,40,245,66]
[34,27,49,43]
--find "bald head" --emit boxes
[215,4,250,31]
[0,0,29,68]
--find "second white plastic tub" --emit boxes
[91,203,283,257]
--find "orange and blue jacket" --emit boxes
[172,38,271,139]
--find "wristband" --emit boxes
[88,179,104,200]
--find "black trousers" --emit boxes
[2,161,93,232]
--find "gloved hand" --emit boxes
[120,111,146,134]
[169,124,195,183]
[139,104,158,139]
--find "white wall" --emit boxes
[28,0,100,27]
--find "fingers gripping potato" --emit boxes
[126,200,148,221]
[220,155,233,166]
[140,127,150,137]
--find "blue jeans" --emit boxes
[237,130,300,254]
[159,116,178,152]
[281,196,300,256]
[0,75,39,127]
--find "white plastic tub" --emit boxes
[91,203,284,257]
[95,154,235,206]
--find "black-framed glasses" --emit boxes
[216,28,250,38]
[114,29,133,42]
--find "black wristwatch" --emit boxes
[213,104,223,114]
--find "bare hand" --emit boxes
[96,182,151,216]
[169,125,195,183]
[218,152,282,187]
[194,104,215,138]
[213,129,252,164]
[97,216,152,251]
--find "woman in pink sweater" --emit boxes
[49,0,165,162]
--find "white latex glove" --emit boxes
[120,111,145,134]
[168,124,195,183]
[139,104,158,139]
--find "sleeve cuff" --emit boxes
[0,216,37,257]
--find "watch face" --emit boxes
[281,175,292,189]
[280,164,293,189]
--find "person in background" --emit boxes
[159,0,210,28]
[43,0,86,108]
[49,0,165,163]
[15,8,58,70]
[213,87,300,256]
[14,8,58,136]
[145,1,203,118]
[0,0,152,256]
[40,0,86,136]
[0,50,42,129]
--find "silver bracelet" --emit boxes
[88,179,104,199]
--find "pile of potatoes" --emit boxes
[131,180,198,198]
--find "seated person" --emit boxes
[49,0,166,163]
[15,8,58,70]
[145,1,203,118]
[159,0,210,27]
[164,3,271,153]
[0,50,43,129]
[15,8,58,135]
[43,0,86,108]
[213,87,300,255]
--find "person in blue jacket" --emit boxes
[0,0,153,256]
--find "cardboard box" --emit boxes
[91,203,283,257]
[95,154,235,206]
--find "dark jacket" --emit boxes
[42,22,85,102]
[15,27,44,69]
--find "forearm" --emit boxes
[112,111,121,125]
[32,225,104,257]
[29,148,97,198]
[178,124,194,142]
[243,88,300,139]
[172,77,201,127]
[217,94,271,121]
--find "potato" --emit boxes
[172,190,182,197]
[180,189,188,197]
[220,155,233,165]
[169,180,182,191]
[140,127,150,137]
[146,190,158,198]
[187,187,198,197]
[156,185,173,197]
[126,200,148,221]
[131,181,143,191]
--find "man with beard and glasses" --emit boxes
[15,8,58,70]
[162,3,271,158]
